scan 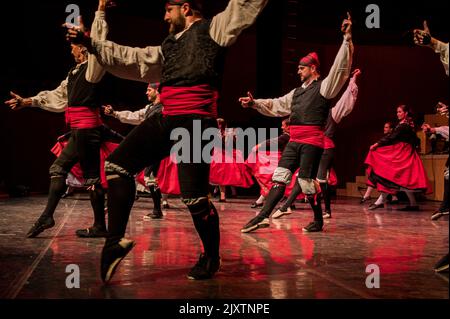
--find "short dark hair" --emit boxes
[384,121,394,129]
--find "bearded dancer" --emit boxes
[272,68,361,220]
[103,83,166,219]
[5,0,111,238]
[67,0,269,282]
[240,13,353,233]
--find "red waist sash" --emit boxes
[65,107,102,129]
[160,84,218,118]
[289,125,324,148]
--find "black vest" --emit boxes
[67,63,100,108]
[144,102,163,119]
[289,80,331,126]
[160,20,226,89]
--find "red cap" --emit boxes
[148,82,160,90]
[299,52,320,69]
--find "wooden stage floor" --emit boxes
[0,195,448,299]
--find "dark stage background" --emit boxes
[0,0,448,195]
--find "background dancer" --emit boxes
[209,118,253,202]
[51,124,124,195]
[5,0,110,238]
[414,21,449,273]
[422,104,448,221]
[246,118,291,208]
[103,83,166,219]
[365,105,430,211]
[360,121,399,204]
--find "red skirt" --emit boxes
[157,154,181,195]
[135,170,146,187]
[210,148,253,188]
[364,142,431,193]
[328,167,338,186]
[51,140,118,189]
[245,147,281,197]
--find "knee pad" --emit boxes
[183,197,211,217]
[105,161,134,179]
[299,178,320,195]
[317,170,329,184]
[144,174,158,187]
[84,178,101,187]
[272,167,292,184]
[49,164,66,178]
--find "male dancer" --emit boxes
[5,0,110,238]
[103,83,165,219]
[273,68,361,220]
[414,21,449,273]
[66,0,269,282]
[422,105,448,221]
[248,118,291,208]
[240,13,353,233]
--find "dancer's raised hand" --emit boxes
[4,91,31,110]
[239,91,255,108]
[341,12,352,40]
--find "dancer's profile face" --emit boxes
[383,123,393,134]
[146,87,158,102]
[164,4,187,34]
[70,44,86,63]
[298,65,313,82]
[396,107,407,121]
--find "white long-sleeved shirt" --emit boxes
[90,0,268,83]
[331,73,358,123]
[431,41,449,141]
[30,11,108,112]
[113,104,152,125]
[250,37,354,117]
[434,40,449,76]
[435,126,449,141]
